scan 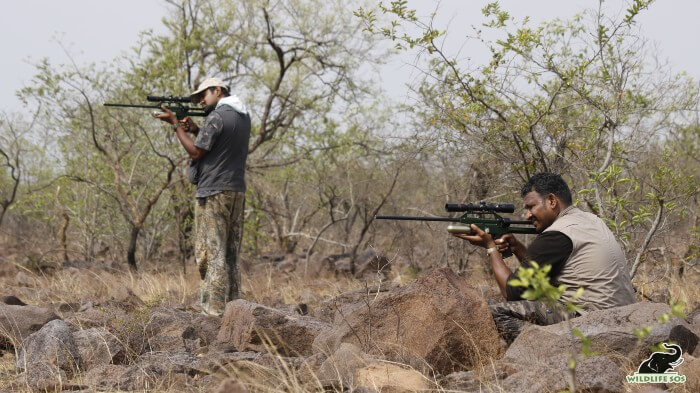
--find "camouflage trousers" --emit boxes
[194,191,245,316]
[488,300,574,343]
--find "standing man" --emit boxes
[155,78,251,316]
[454,172,636,342]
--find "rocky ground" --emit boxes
[0,251,698,392]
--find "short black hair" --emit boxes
[520,172,572,205]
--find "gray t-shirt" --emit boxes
[190,104,250,197]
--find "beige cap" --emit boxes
[189,77,227,98]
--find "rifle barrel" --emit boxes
[375,215,460,222]
[104,103,160,109]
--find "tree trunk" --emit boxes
[127,226,141,271]
[60,212,70,265]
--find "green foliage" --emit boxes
[624,0,656,25]
[355,0,699,272]
[508,261,566,306]
[2,0,391,264]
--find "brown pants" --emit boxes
[488,300,574,343]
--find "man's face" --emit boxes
[522,190,559,233]
[198,87,221,109]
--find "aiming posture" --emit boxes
[455,172,636,341]
[155,78,251,316]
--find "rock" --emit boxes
[312,282,399,324]
[215,378,248,393]
[440,371,481,391]
[505,302,699,369]
[500,355,624,393]
[73,327,125,370]
[1,295,26,306]
[108,286,145,310]
[84,352,205,391]
[64,303,127,330]
[16,319,81,390]
[82,364,129,390]
[144,307,220,353]
[14,270,36,287]
[690,308,700,326]
[217,299,330,356]
[316,343,371,388]
[0,302,59,349]
[296,352,327,386]
[316,343,431,392]
[8,372,86,393]
[53,302,77,313]
[312,267,502,375]
[355,362,432,392]
[672,354,699,392]
[473,284,504,305]
[193,351,262,374]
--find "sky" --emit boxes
[1,0,699,113]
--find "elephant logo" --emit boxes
[637,343,684,374]
[627,343,686,384]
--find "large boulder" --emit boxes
[0,303,59,349]
[15,319,81,391]
[312,267,502,375]
[73,327,126,370]
[217,300,330,356]
[505,302,698,369]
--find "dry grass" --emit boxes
[0,253,698,392]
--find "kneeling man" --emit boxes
[455,172,636,342]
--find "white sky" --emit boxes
[1,0,699,113]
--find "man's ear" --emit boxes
[546,193,558,209]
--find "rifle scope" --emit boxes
[147,95,192,103]
[445,203,515,213]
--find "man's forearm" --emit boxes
[490,252,513,298]
[512,245,527,265]
[175,126,201,160]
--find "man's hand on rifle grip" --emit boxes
[495,234,526,261]
[181,117,199,134]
